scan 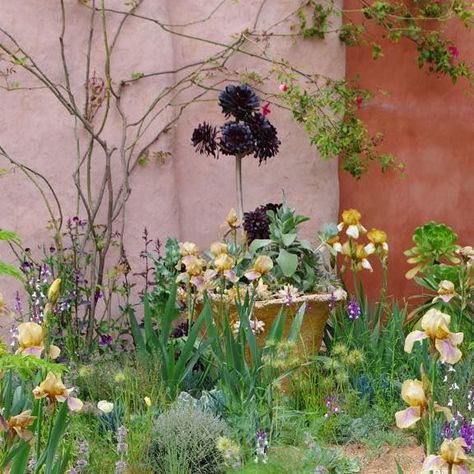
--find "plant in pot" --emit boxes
[173,201,345,356]
[188,83,345,354]
[238,200,345,354]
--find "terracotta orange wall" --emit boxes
[341,1,474,299]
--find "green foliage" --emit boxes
[278,75,400,178]
[309,446,361,473]
[148,405,228,474]
[296,0,334,39]
[0,229,23,281]
[404,221,459,278]
[73,352,164,414]
[0,371,73,473]
[416,33,470,83]
[203,292,305,441]
[249,201,324,292]
[128,284,210,400]
[351,0,474,83]
[0,352,66,378]
[146,237,181,313]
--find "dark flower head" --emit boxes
[99,334,113,346]
[220,121,254,156]
[248,112,280,164]
[218,84,260,120]
[243,203,281,243]
[192,122,218,157]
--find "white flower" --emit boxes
[232,318,265,335]
[97,400,114,414]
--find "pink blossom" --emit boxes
[448,45,460,59]
[355,95,363,109]
[262,102,271,116]
[279,83,288,92]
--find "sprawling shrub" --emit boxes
[148,406,228,474]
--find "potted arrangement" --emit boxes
[175,200,345,355]
[185,83,345,354]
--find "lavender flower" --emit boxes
[67,440,89,474]
[255,430,269,464]
[115,426,128,474]
[347,298,361,320]
[460,422,474,452]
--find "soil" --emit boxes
[340,443,425,474]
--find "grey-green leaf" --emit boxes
[276,249,298,277]
[281,233,297,247]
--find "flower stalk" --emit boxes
[235,154,244,221]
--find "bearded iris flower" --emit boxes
[0,410,36,441]
[423,438,473,473]
[395,379,451,429]
[434,280,458,303]
[47,278,61,305]
[205,253,237,283]
[179,241,199,257]
[405,308,463,364]
[16,322,60,360]
[244,255,273,281]
[176,255,206,289]
[338,241,375,272]
[33,372,83,412]
[225,209,241,230]
[97,400,114,414]
[337,209,366,239]
[209,241,228,257]
[366,228,389,254]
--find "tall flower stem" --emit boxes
[427,358,437,455]
[235,154,244,221]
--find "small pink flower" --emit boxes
[448,45,460,59]
[262,102,271,116]
[279,83,288,92]
[355,96,363,109]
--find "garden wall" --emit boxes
[0,1,344,305]
[342,1,474,298]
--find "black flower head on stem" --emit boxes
[248,112,281,164]
[243,202,282,243]
[192,122,218,157]
[191,84,280,164]
[220,121,254,156]
[218,84,260,120]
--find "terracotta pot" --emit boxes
[205,292,345,356]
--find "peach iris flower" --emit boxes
[423,438,473,474]
[404,308,463,364]
[33,372,83,412]
[16,322,60,360]
[395,379,451,429]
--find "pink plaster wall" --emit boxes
[0,1,344,310]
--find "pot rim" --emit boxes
[206,289,347,308]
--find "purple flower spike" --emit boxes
[347,298,361,320]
